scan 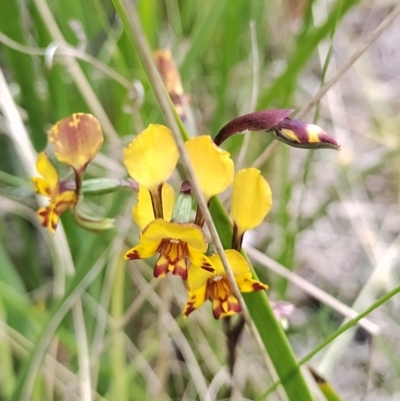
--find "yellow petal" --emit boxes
[183,287,207,317]
[49,113,103,173]
[32,177,51,197]
[224,249,268,293]
[225,249,252,279]
[141,219,207,252]
[37,189,76,233]
[236,277,268,293]
[187,247,214,273]
[185,136,234,200]
[160,183,176,221]
[132,183,176,229]
[124,242,159,260]
[187,263,214,293]
[37,205,59,233]
[124,125,179,192]
[230,168,272,235]
[35,152,58,192]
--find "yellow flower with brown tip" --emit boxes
[124,125,179,220]
[124,219,214,280]
[33,113,104,233]
[183,250,267,319]
[230,168,272,249]
[49,113,103,186]
[33,152,77,233]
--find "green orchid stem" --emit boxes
[223,316,246,399]
[258,284,400,401]
[113,2,315,400]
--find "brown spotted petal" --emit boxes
[214,109,293,146]
[49,113,103,175]
[274,118,340,150]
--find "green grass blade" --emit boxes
[10,247,109,401]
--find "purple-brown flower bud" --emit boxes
[273,118,340,150]
[214,109,340,151]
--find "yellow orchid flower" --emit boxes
[230,168,272,249]
[32,152,77,233]
[124,125,179,219]
[49,113,103,187]
[183,249,267,319]
[33,113,104,232]
[124,218,214,280]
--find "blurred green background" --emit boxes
[1,0,400,400]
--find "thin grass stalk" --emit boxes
[0,33,132,88]
[32,0,120,146]
[246,246,379,334]
[72,300,92,401]
[110,255,128,401]
[0,67,76,301]
[11,248,110,401]
[111,1,315,400]
[253,3,400,169]
[299,3,400,117]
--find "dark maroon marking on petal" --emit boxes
[184,301,196,317]
[172,263,188,280]
[38,208,51,228]
[212,304,223,319]
[227,300,242,314]
[201,263,215,273]
[153,265,169,278]
[125,250,141,260]
[252,282,267,291]
[154,259,169,278]
[214,109,293,146]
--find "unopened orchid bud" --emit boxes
[273,118,340,150]
[214,110,340,151]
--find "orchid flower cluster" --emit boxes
[33,110,339,319]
